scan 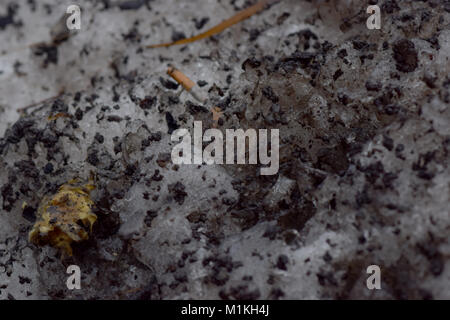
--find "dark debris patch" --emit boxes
[32,43,59,68]
[392,39,418,73]
[186,101,208,114]
[165,112,179,134]
[168,182,188,205]
[160,77,179,90]
[0,4,19,30]
[118,0,146,10]
[139,96,157,110]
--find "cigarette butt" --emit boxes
[167,67,195,91]
[188,90,205,103]
[167,66,205,103]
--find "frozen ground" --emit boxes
[0,0,449,299]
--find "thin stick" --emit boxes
[17,89,65,112]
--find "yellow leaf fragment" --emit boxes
[211,107,223,128]
[29,179,97,257]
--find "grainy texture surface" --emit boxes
[0,0,449,300]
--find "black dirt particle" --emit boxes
[75,108,83,121]
[298,29,318,41]
[317,146,349,174]
[361,161,384,184]
[39,129,59,148]
[395,143,405,159]
[74,92,81,102]
[107,115,123,122]
[423,72,437,88]
[5,118,34,144]
[321,41,333,53]
[277,52,316,72]
[383,104,401,115]
[22,205,36,223]
[383,172,398,188]
[14,160,39,179]
[139,96,157,110]
[151,169,163,181]
[171,31,186,42]
[242,57,261,70]
[43,163,54,174]
[197,80,208,87]
[270,288,285,299]
[113,137,122,154]
[316,271,338,286]
[87,149,99,166]
[366,80,382,91]
[249,29,261,41]
[382,0,400,14]
[186,101,208,114]
[323,251,333,263]
[263,225,280,240]
[18,276,32,285]
[412,151,436,180]
[337,49,348,59]
[193,17,209,30]
[382,135,394,151]
[160,77,179,90]
[149,132,162,142]
[0,4,18,30]
[119,0,145,10]
[262,86,279,103]
[32,43,58,68]
[221,285,260,300]
[168,182,188,205]
[125,164,137,176]
[276,255,289,270]
[165,112,179,134]
[278,200,316,233]
[1,182,14,212]
[187,211,206,223]
[144,210,158,227]
[333,69,344,81]
[51,99,68,113]
[392,39,418,73]
[217,95,232,110]
[277,12,290,25]
[94,133,104,144]
[356,187,371,208]
[352,40,369,51]
[417,242,444,277]
[157,152,171,168]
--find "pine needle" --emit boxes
[147,0,271,48]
